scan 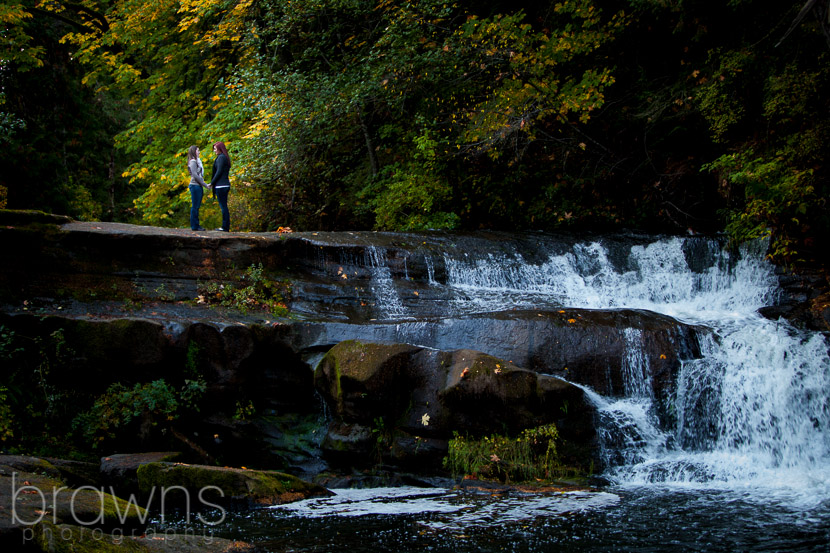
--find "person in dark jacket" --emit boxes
[209,141,232,231]
[186,145,210,231]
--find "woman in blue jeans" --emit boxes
[209,141,232,231]
[186,145,210,231]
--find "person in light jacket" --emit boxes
[186,145,210,231]
[209,141,231,231]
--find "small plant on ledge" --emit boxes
[196,263,291,317]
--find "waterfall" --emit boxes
[442,236,777,319]
[621,328,651,399]
[425,255,437,285]
[356,234,828,500]
[428,235,829,501]
[366,245,407,320]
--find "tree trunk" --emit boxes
[358,109,379,177]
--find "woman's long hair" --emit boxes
[186,145,199,164]
[213,141,231,167]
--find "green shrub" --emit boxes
[704,150,819,263]
[72,378,205,448]
[443,423,575,483]
[198,263,290,316]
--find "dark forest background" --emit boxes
[2,0,829,265]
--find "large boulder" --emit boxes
[300,308,705,429]
[100,452,182,495]
[136,462,332,509]
[314,341,599,473]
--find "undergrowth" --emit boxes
[443,424,579,483]
[197,263,290,316]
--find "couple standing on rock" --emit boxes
[187,141,232,231]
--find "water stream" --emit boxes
[153,233,830,550]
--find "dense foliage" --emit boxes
[0,323,208,457]
[2,1,828,264]
[444,424,576,482]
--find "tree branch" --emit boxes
[776,0,819,47]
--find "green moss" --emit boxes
[68,488,148,526]
[136,462,327,504]
[323,340,416,383]
[258,412,326,456]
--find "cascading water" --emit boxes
[152,233,830,551]
[366,245,407,320]
[437,235,830,505]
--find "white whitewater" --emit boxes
[441,236,830,506]
[366,245,407,320]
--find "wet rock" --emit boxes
[136,462,332,508]
[0,456,148,548]
[0,314,175,391]
[100,453,182,495]
[302,309,704,429]
[484,311,691,396]
[761,270,830,331]
[0,455,105,509]
[320,421,376,463]
[314,341,422,420]
[314,341,599,473]
[42,458,102,490]
[4,213,825,486]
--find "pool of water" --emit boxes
[149,485,830,552]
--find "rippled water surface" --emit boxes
[151,485,830,552]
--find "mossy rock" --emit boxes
[136,462,332,507]
[1,461,148,541]
[100,452,183,494]
[45,458,104,489]
[314,340,422,419]
[0,455,63,480]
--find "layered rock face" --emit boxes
[6,210,811,478]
